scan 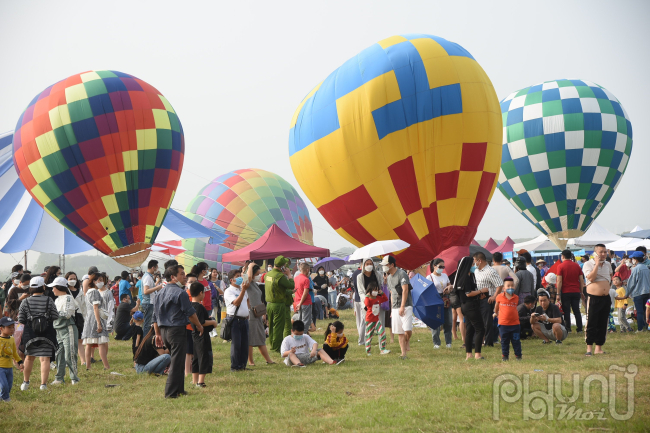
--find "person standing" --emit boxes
[582,244,613,356]
[293,263,313,334]
[514,258,534,305]
[626,251,650,332]
[350,265,364,345]
[246,264,275,366]
[141,260,164,333]
[224,269,250,372]
[427,259,452,349]
[313,266,329,304]
[556,250,586,333]
[264,256,295,353]
[472,252,504,347]
[356,259,383,345]
[208,268,224,324]
[49,277,80,385]
[327,272,338,310]
[380,255,412,359]
[153,265,203,399]
[493,277,522,361]
[456,257,486,360]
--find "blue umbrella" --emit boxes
[410,274,445,329]
[313,257,345,272]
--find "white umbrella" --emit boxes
[348,240,410,260]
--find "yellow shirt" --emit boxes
[0,336,21,368]
[615,287,627,309]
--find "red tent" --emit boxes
[484,238,499,252]
[492,236,515,253]
[221,224,330,262]
[471,239,481,246]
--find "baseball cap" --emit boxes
[133,311,144,321]
[88,266,99,274]
[0,317,16,327]
[630,251,644,259]
[545,273,557,285]
[47,276,69,288]
[380,255,396,266]
[30,276,45,288]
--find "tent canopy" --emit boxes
[221,224,329,262]
[483,238,499,252]
[471,239,481,246]
[568,221,620,247]
[514,234,563,252]
[607,225,650,251]
[492,236,515,254]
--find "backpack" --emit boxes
[26,299,48,335]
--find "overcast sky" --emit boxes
[1,0,648,252]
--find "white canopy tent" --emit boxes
[567,221,621,248]
[513,234,560,252]
[606,226,650,252]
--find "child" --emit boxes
[323,321,348,362]
[363,281,390,356]
[190,282,216,387]
[608,285,617,333]
[493,277,522,361]
[281,320,342,367]
[0,317,24,402]
[50,277,80,385]
[131,311,144,358]
[328,308,339,319]
[613,276,632,332]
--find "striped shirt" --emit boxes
[17,294,59,324]
[474,265,504,296]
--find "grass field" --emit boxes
[1,309,648,432]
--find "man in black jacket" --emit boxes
[517,295,536,339]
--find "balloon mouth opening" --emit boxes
[109,243,151,268]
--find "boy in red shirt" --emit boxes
[493,277,522,361]
[363,281,390,356]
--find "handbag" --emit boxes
[219,303,241,341]
[252,303,266,318]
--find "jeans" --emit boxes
[311,298,321,325]
[432,306,452,346]
[499,324,522,358]
[561,292,583,332]
[338,299,352,310]
[142,303,154,333]
[328,291,337,308]
[136,354,171,375]
[229,316,249,370]
[633,294,650,331]
[0,367,12,401]
[160,325,187,398]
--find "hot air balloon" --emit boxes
[497,79,632,249]
[13,70,184,267]
[180,168,313,268]
[289,34,501,269]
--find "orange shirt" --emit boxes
[496,293,519,326]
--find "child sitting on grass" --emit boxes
[190,282,216,388]
[493,277,522,361]
[281,320,343,367]
[0,317,24,402]
[323,321,347,362]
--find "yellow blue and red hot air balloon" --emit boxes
[13,70,184,266]
[289,34,501,269]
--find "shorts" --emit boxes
[391,306,413,334]
[284,352,318,366]
[540,324,568,341]
[186,329,194,355]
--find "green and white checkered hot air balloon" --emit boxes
[497,79,632,250]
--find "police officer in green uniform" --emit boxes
[264,256,295,352]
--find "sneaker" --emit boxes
[433,345,440,349]
[555,340,563,345]
[50,362,57,371]
[541,340,549,344]
[515,356,522,361]
[20,382,29,391]
[71,380,79,385]
[380,349,391,355]
[40,384,47,391]
[366,353,372,357]
[196,383,206,388]
[2,398,10,402]
[446,344,452,349]
[51,380,64,385]
[502,356,509,362]
[336,359,346,365]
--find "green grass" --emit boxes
[2,310,649,432]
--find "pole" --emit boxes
[24,251,27,270]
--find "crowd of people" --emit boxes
[0,243,648,401]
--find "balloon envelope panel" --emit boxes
[289,34,502,269]
[497,79,632,240]
[12,70,184,259]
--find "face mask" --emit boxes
[365,265,373,272]
[382,265,390,273]
[235,277,243,285]
[293,334,303,340]
[337,333,343,337]
[470,266,477,273]
[13,279,20,285]
[68,280,77,286]
[506,288,515,295]
[268,267,272,272]
[435,268,442,275]
[319,271,324,275]
[176,282,184,288]
[254,275,261,283]
[96,282,105,289]
[371,291,378,297]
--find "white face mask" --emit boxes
[365,265,373,272]
[337,332,343,337]
[267,267,272,272]
[435,268,442,275]
[382,265,390,273]
[13,279,20,285]
[371,290,378,297]
[319,270,324,275]
[96,282,105,289]
[254,275,261,283]
[68,280,77,286]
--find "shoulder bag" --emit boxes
[220,303,241,341]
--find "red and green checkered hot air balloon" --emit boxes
[12,70,184,267]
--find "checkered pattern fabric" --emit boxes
[12,71,184,257]
[289,34,502,269]
[179,168,313,269]
[497,79,633,238]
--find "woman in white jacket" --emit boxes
[356,259,384,344]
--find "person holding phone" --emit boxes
[531,290,567,344]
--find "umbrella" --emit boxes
[622,229,650,240]
[432,245,493,277]
[410,273,444,329]
[313,257,345,272]
[348,240,410,261]
[343,255,362,264]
